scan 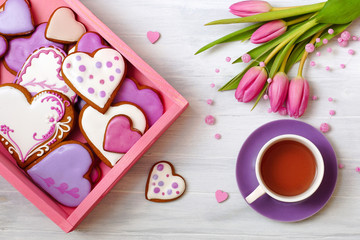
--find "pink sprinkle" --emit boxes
[278,106,287,116]
[328,28,334,34]
[207,99,213,105]
[329,110,336,116]
[320,123,330,133]
[328,97,333,102]
[205,115,215,125]
[326,66,331,71]
[353,36,358,41]
[338,163,344,169]
[241,54,251,63]
[267,78,272,83]
[341,31,351,41]
[323,39,328,44]
[66,63,71,68]
[316,52,321,57]
[312,95,318,100]
[340,64,346,69]
[348,49,355,55]
[316,38,321,43]
[215,134,221,140]
[267,108,272,113]
[259,62,265,67]
[305,43,315,53]
[327,47,332,53]
[210,83,215,88]
[215,68,220,73]
[225,57,231,62]
[356,167,360,172]
[263,94,268,100]
[310,61,316,67]
[338,38,344,43]
[339,40,349,47]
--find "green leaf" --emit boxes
[251,82,269,111]
[285,40,308,73]
[205,2,325,25]
[269,39,296,78]
[315,23,352,48]
[296,23,329,43]
[317,0,360,24]
[195,23,263,55]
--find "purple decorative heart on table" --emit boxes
[4,23,64,75]
[114,78,164,126]
[0,0,34,36]
[26,142,93,207]
[103,115,142,153]
[76,32,108,54]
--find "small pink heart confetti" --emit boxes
[147,31,160,44]
[215,190,228,203]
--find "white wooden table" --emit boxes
[1,0,360,238]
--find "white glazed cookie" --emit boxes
[146,161,186,202]
[62,48,126,113]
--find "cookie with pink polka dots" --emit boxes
[61,48,126,113]
[146,161,186,202]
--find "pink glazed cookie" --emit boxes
[75,32,109,54]
[26,141,96,207]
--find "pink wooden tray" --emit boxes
[0,0,188,232]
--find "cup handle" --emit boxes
[245,185,266,204]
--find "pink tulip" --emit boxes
[286,76,310,118]
[268,72,289,113]
[251,20,287,44]
[235,66,268,102]
[229,1,272,17]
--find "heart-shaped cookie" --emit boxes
[79,102,147,167]
[4,23,64,75]
[114,78,164,126]
[16,47,77,102]
[75,32,108,54]
[0,84,75,168]
[0,0,34,36]
[46,7,86,44]
[62,48,126,113]
[103,115,142,153]
[146,161,186,202]
[26,141,94,207]
[0,35,7,58]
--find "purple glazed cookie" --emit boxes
[75,32,108,54]
[0,35,8,58]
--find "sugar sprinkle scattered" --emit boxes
[320,123,330,133]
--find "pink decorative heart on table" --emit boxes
[147,31,160,44]
[103,115,142,153]
[215,190,228,203]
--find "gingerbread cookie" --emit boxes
[0,84,75,168]
[45,7,86,44]
[0,0,34,36]
[4,23,64,75]
[0,35,8,58]
[26,141,96,207]
[16,46,77,102]
[75,32,108,54]
[146,161,186,202]
[62,48,126,113]
[114,78,164,126]
[79,102,147,167]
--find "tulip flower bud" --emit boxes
[286,76,310,118]
[268,72,289,113]
[229,1,272,17]
[251,20,287,44]
[235,66,268,102]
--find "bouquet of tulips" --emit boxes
[196,0,360,118]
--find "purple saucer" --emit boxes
[236,120,337,222]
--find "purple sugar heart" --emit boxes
[26,142,93,207]
[103,115,142,153]
[0,0,34,36]
[4,23,64,75]
[114,78,164,126]
[76,32,108,54]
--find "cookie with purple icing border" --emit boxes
[25,141,98,207]
[0,35,8,58]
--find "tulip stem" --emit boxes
[271,7,297,12]
[264,19,317,65]
[280,45,295,72]
[286,13,314,26]
[297,31,324,77]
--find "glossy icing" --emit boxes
[80,103,146,167]
[114,78,164,126]
[0,85,73,168]
[0,0,34,36]
[4,23,64,74]
[62,48,125,110]
[103,115,142,153]
[76,32,108,54]
[16,47,77,102]
[27,142,93,207]
[0,35,7,57]
[46,7,86,43]
[146,162,186,201]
